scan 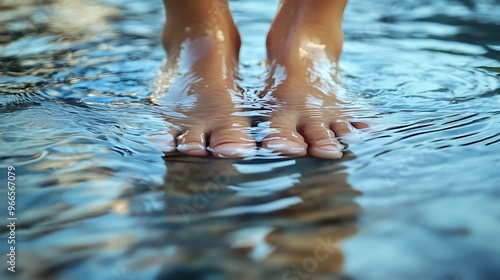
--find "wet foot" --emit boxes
[150,2,255,158]
[261,0,364,159]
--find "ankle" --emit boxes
[266,1,345,64]
[267,22,343,61]
[162,1,240,57]
[162,22,240,55]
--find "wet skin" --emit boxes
[153,0,364,159]
[261,0,368,159]
[152,0,255,158]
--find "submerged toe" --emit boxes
[176,128,209,156]
[210,127,256,158]
[262,126,308,156]
[301,123,344,159]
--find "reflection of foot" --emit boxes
[151,4,254,158]
[262,0,364,159]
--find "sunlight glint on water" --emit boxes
[0,0,499,279]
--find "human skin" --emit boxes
[153,0,365,159]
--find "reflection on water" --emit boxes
[1,0,500,279]
[158,157,358,279]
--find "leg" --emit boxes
[263,0,364,159]
[152,0,255,158]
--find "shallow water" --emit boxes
[1,0,500,279]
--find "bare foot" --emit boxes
[261,0,365,159]
[150,1,255,158]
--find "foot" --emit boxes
[150,2,255,158]
[261,0,365,159]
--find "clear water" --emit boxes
[1,0,499,279]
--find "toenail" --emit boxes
[317,144,344,151]
[266,140,304,149]
[210,143,256,158]
[177,142,205,152]
[265,140,307,155]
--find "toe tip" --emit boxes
[263,140,307,156]
[177,142,208,157]
[308,144,344,159]
[210,143,257,158]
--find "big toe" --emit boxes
[301,123,344,159]
[210,124,256,158]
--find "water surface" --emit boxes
[1,0,499,279]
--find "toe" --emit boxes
[262,125,307,157]
[300,123,344,159]
[149,127,179,154]
[176,128,209,157]
[351,121,370,130]
[331,120,370,135]
[210,123,256,158]
[330,120,357,137]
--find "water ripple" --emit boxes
[1,0,500,279]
